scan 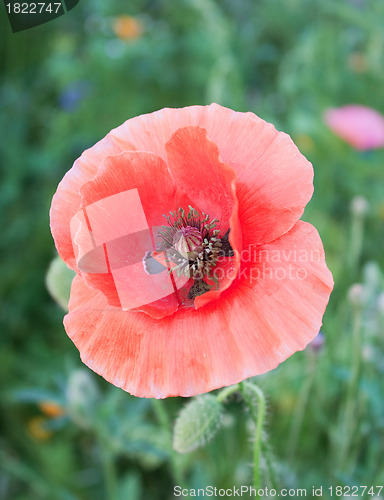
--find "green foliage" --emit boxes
[46,256,76,311]
[1,0,384,498]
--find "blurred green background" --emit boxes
[1,0,384,499]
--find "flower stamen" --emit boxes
[156,206,227,297]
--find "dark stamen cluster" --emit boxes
[157,206,222,286]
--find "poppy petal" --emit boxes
[165,126,242,306]
[50,132,137,270]
[324,105,384,150]
[233,130,313,248]
[64,221,332,398]
[80,151,188,227]
[238,220,334,330]
[107,105,313,244]
[74,151,194,317]
[51,105,313,270]
[165,126,236,229]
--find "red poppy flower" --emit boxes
[324,105,384,151]
[50,104,333,398]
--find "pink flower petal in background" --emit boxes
[324,105,384,151]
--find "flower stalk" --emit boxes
[240,381,267,492]
[151,398,186,488]
[216,383,239,403]
[286,351,317,461]
[348,196,368,273]
[337,297,363,469]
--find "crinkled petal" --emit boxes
[50,133,137,270]
[110,104,313,244]
[80,151,188,227]
[64,221,333,398]
[165,126,236,228]
[74,152,193,317]
[238,220,333,329]
[51,104,313,272]
[165,126,242,306]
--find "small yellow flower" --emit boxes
[348,52,368,74]
[39,400,65,418]
[294,134,314,154]
[27,417,52,441]
[276,392,296,413]
[378,202,384,220]
[113,15,143,41]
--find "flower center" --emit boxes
[173,226,203,256]
[157,206,224,297]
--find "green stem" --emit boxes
[216,383,239,403]
[338,304,363,468]
[261,440,278,491]
[347,212,365,273]
[286,352,317,460]
[151,397,171,432]
[240,381,267,492]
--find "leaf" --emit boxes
[45,255,76,311]
[65,369,100,428]
[172,394,223,453]
[9,388,61,404]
